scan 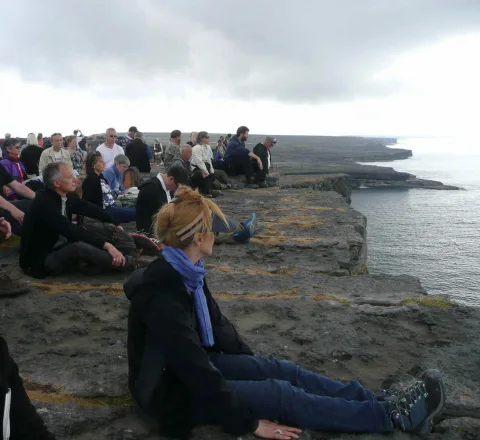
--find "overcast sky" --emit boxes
[0,0,479,137]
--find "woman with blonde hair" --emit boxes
[125,187,445,439]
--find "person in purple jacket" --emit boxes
[0,138,27,200]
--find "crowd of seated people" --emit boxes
[0,125,449,439]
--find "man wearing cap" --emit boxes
[253,136,276,187]
[117,126,138,149]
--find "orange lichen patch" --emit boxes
[205,264,298,277]
[214,288,301,299]
[311,294,352,304]
[24,378,133,407]
[32,281,123,296]
[0,235,20,248]
[251,226,324,246]
[275,214,326,229]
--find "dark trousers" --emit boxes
[0,199,32,237]
[105,206,137,223]
[190,171,215,195]
[252,160,267,183]
[44,241,134,275]
[193,354,393,433]
[225,156,254,179]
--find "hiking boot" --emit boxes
[385,369,446,434]
[131,232,162,256]
[209,190,223,198]
[0,270,31,297]
[241,213,257,237]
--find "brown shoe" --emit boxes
[0,270,31,297]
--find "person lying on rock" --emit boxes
[19,162,138,278]
[0,162,36,236]
[125,186,446,440]
[82,152,136,224]
[0,337,56,439]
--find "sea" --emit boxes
[351,137,480,306]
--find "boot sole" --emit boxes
[415,370,446,435]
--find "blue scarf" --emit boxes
[162,246,214,347]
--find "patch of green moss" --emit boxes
[398,297,454,309]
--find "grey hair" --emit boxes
[5,133,11,138]
[43,162,67,190]
[27,133,38,146]
[181,144,192,152]
[114,154,130,166]
[105,127,116,135]
[134,131,144,140]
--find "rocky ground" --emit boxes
[0,148,478,439]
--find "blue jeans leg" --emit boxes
[207,353,393,433]
[105,206,136,223]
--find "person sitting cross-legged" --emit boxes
[102,154,130,197]
[20,162,136,278]
[125,187,446,440]
[82,152,136,224]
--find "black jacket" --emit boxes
[20,145,43,176]
[125,257,257,439]
[0,337,55,439]
[136,177,168,233]
[20,188,116,278]
[126,139,151,173]
[253,143,271,181]
[82,173,105,208]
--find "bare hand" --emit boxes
[203,172,209,178]
[105,244,126,267]
[10,207,25,224]
[254,420,301,439]
[0,217,12,240]
[257,159,264,170]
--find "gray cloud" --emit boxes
[1,0,479,102]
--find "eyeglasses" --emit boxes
[109,135,117,138]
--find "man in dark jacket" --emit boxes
[171,145,193,180]
[20,142,43,176]
[135,167,189,233]
[20,162,133,278]
[125,132,152,173]
[125,256,255,439]
[252,136,276,187]
[0,337,56,439]
[223,126,263,186]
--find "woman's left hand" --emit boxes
[254,420,302,439]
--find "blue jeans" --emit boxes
[196,354,394,433]
[105,206,136,224]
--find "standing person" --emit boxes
[38,133,73,174]
[125,132,152,173]
[20,162,135,278]
[37,133,44,148]
[65,135,86,174]
[125,187,446,439]
[0,163,35,236]
[96,128,125,168]
[20,133,43,176]
[164,130,182,169]
[223,126,263,186]
[117,126,138,148]
[0,138,27,200]
[82,152,136,224]
[252,136,277,188]
[190,131,221,198]
[102,154,129,197]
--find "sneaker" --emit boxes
[209,190,223,198]
[385,369,446,434]
[0,270,31,297]
[241,213,257,237]
[131,232,162,256]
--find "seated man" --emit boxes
[20,162,136,278]
[171,145,193,180]
[163,130,182,169]
[252,136,277,187]
[0,163,36,236]
[223,126,263,186]
[136,166,189,233]
[102,154,129,197]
